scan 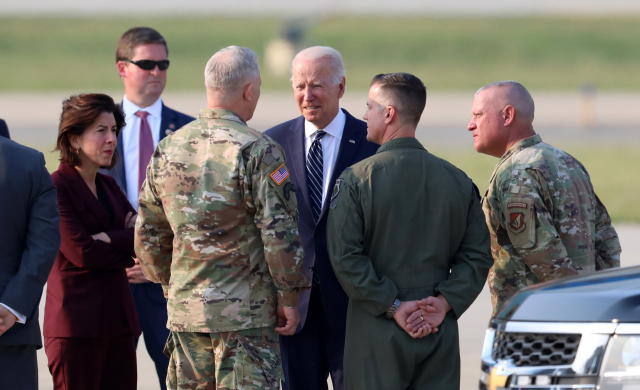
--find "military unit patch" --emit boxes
[331,179,343,202]
[282,182,295,201]
[508,212,526,234]
[330,179,346,209]
[504,197,535,248]
[507,201,528,235]
[270,164,290,185]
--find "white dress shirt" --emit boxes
[121,96,163,211]
[304,108,346,205]
[0,303,26,324]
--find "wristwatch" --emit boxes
[385,298,402,319]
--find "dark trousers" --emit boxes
[0,345,38,390]
[280,287,345,390]
[45,335,137,390]
[131,282,170,390]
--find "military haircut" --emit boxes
[116,27,168,63]
[476,80,535,123]
[204,46,260,94]
[370,73,426,126]
[56,93,125,169]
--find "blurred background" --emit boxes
[2,1,640,389]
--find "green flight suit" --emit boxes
[326,137,493,390]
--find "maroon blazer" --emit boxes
[44,163,141,338]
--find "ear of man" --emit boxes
[116,61,128,79]
[502,105,516,127]
[242,82,254,102]
[385,105,399,125]
[337,78,346,99]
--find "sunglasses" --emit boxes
[125,59,170,71]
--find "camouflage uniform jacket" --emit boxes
[483,134,621,314]
[135,108,310,333]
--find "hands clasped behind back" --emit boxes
[394,296,450,339]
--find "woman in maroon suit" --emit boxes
[44,94,141,390]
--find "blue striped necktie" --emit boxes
[307,130,326,287]
[307,130,327,222]
[307,130,326,222]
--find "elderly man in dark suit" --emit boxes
[0,136,61,390]
[102,27,194,390]
[0,119,10,138]
[265,46,379,390]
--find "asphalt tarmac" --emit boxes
[32,225,640,390]
[4,91,636,389]
[3,91,640,150]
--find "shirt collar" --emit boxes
[304,108,346,140]
[499,134,542,163]
[376,137,425,154]
[122,95,163,120]
[198,108,246,126]
[489,134,543,184]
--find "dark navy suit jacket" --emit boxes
[265,109,378,331]
[102,103,194,192]
[0,137,60,347]
[0,119,10,139]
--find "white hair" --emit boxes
[290,46,346,85]
[205,46,260,93]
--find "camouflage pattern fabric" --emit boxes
[483,134,621,314]
[135,108,310,333]
[164,327,282,390]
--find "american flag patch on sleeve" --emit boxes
[270,164,290,185]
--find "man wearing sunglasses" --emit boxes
[104,26,194,390]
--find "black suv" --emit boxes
[480,266,640,390]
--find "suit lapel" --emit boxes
[59,164,112,231]
[160,103,177,141]
[317,110,365,221]
[98,175,124,229]
[286,117,312,212]
[115,130,127,190]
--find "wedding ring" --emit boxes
[420,316,424,322]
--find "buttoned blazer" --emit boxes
[102,103,194,193]
[0,137,60,347]
[265,109,379,331]
[0,119,10,139]
[44,163,141,338]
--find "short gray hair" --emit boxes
[476,80,535,122]
[291,46,346,85]
[205,46,260,93]
[475,80,526,97]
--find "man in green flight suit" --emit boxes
[135,46,311,390]
[468,81,621,315]
[326,73,493,390]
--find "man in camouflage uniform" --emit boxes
[135,46,311,390]
[468,80,621,315]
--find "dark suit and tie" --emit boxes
[0,137,60,390]
[265,108,378,390]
